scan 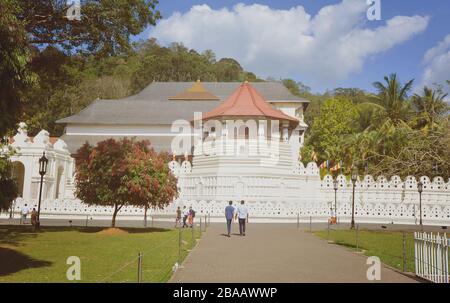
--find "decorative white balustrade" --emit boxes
[3,161,447,226]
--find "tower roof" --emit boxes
[168,80,220,100]
[201,81,299,126]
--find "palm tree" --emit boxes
[372,73,414,126]
[412,86,449,131]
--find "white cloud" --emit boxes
[149,0,429,86]
[417,34,450,95]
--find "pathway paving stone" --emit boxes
[170,223,418,283]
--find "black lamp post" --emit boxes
[37,151,48,229]
[333,178,338,222]
[417,181,423,230]
[350,169,358,229]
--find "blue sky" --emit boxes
[134,0,450,94]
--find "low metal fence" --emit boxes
[414,232,449,283]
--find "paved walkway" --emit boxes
[170,223,418,283]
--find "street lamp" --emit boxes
[417,181,423,230]
[333,178,338,223]
[350,169,358,229]
[37,151,48,229]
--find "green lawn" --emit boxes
[315,229,415,272]
[0,225,200,283]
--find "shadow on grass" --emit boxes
[0,225,172,246]
[0,247,52,276]
[333,240,359,250]
[0,227,40,246]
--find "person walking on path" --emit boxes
[175,206,182,228]
[224,201,235,237]
[235,200,248,236]
[188,206,195,228]
[182,206,189,228]
[20,204,29,225]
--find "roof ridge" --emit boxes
[247,83,265,116]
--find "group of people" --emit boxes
[175,205,196,228]
[174,200,249,237]
[20,203,39,228]
[224,200,248,237]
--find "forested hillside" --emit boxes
[21,40,259,136]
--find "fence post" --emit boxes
[204,214,207,231]
[200,218,202,237]
[309,216,312,233]
[137,252,143,283]
[327,220,330,241]
[85,215,88,228]
[151,215,154,228]
[355,225,359,252]
[297,213,299,230]
[414,232,419,277]
[402,232,407,272]
[191,220,195,248]
[178,227,182,265]
[437,233,442,283]
[444,233,449,283]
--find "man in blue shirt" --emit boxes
[235,200,249,236]
[224,201,235,237]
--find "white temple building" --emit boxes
[2,82,449,225]
[56,81,309,155]
[6,122,75,204]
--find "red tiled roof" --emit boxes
[201,82,299,125]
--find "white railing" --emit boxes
[414,232,449,283]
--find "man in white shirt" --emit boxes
[235,200,249,236]
[21,204,29,225]
[182,206,190,228]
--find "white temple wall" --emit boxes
[5,160,448,226]
[3,124,449,226]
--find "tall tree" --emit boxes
[303,98,358,162]
[18,0,161,56]
[74,138,177,227]
[411,86,449,131]
[0,0,35,137]
[1,0,161,136]
[372,73,414,126]
[126,147,178,224]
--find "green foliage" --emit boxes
[372,73,414,126]
[301,74,450,179]
[0,144,18,212]
[368,123,450,179]
[0,0,36,137]
[304,98,358,163]
[411,86,449,131]
[19,0,161,56]
[1,0,161,136]
[74,138,178,227]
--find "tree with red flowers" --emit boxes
[74,138,178,227]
